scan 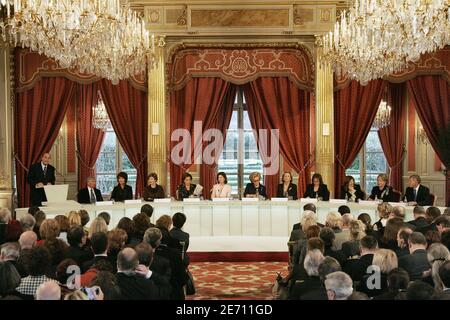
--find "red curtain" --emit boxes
[334,79,387,195]
[75,83,105,190]
[243,77,311,198]
[169,77,236,198]
[407,76,450,206]
[378,82,407,192]
[15,77,76,207]
[99,79,148,198]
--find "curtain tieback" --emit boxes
[76,150,96,171]
[389,144,406,170]
[14,153,29,173]
[335,155,347,169]
[296,153,315,175]
[135,155,147,169]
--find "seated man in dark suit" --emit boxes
[77,177,103,204]
[407,206,430,230]
[398,232,430,281]
[65,226,93,267]
[417,207,441,234]
[27,152,56,206]
[170,212,190,266]
[144,227,186,300]
[403,174,432,206]
[343,236,378,283]
[289,249,324,300]
[116,247,170,300]
[81,232,112,273]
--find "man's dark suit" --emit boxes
[289,276,323,300]
[155,244,186,300]
[150,254,172,283]
[27,162,56,206]
[81,255,112,273]
[407,217,430,231]
[65,245,93,267]
[343,253,374,282]
[77,187,103,204]
[116,272,170,300]
[404,185,432,206]
[398,249,431,281]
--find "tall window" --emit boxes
[96,128,136,194]
[346,128,388,192]
[218,89,264,196]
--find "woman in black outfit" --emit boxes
[303,173,330,201]
[110,172,133,202]
[177,172,196,200]
[276,172,298,199]
[369,173,394,202]
[143,172,165,201]
[340,175,365,202]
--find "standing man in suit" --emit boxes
[27,153,56,206]
[403,175,432,206]
[77,177,103,204]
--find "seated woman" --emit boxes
[211,172,232,198]
[303,173,330,201]
[177,172,196,200]
[243,172,267,199]
[110,172,133,202]
[276,172,298,200]
[340,176,365,202]
[369,173,394,202]
[143,172,165,201]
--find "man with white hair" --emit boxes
[16,231,37,277]
[27,152,56,206]
[35,281,61,300]
[19,231,37,250]
[334,213,354,250]
[290,210,316,241]
[77,177,103,204]
[289,249,325,300]
[0,208,22,244]
[325,271,354,300]
[19,214,36,232]
[0,242,20,273]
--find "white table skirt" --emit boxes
[15,200,445,237]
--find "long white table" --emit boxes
[15,200,445,238]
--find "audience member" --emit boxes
[374,268,409,300]
[19,214,36,232]
[35,281,61,300]
[425,243,450,291]
[325,271,353,300]
[107,228,128,272]
[435,261,450,299]
[88,217,108,238]
[55,215,70,244]
[90,271,121,300]
[391,206,406,220]
[117,217,140,246]
[133,213,152,242]
[379,217,404,251]
[289,249,324,300]
[68,211,81,227]
[141,204,155,222]
[398,232,430,281]
[78,210,90,231]
[82,232,112,273]
[408,206,429,230]
[319,227,346,266]
[66,225,92,266]
[406,280,435,300]
[341,220,366,258]
[373,203,393,235]
[338,205,351,216]
[0,261,21,300]
[396,226,414,257]
[98,212,111,226]
[334,213,354,251]
[343,235,378,282]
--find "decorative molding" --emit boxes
[167,43,314,91]
[177,5,188,25]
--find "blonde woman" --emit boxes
[357,249,398,297]
[374,202,393,231]
[244,172,267,199]
[341,220,366,258]
[325,212,343,232]
[369,174,394,202]
[426,243,450,291]
[88,217,108,238]
[68,211,81,227]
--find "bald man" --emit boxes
[27,153,56,206]
[19,231,37,250]
[36,281,61,300]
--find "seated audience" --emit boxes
[177,173,197,200]
[78,210,90,232]
[28,206,41,216]
[132,213,152,242]
[379,217,404,251]
[357,249,398,297]
[33,211,46,240]
[319,227,346,266]
[211,172,232,199]
[374,268,409,300]
[244,172,267,199]
[66,226,92,266]
[337,205,351,216]
[170,212,190,266]
[343,235,378,283]
[110,172,133,202]
[342,220,366,258]
[276,172,298,200]
[403,174,432,206]
[16,231,37,277]
[19,214,36,232]
[0,261,21,300]
[89,271,121,300]
[43,237,69,277]
[55,215,70,244]
[143,172,165,201]
[289,249,324,300]
[435,260,450,300]
[391,206,406,220]
[140,204,155,222]
[107,228,128,272]
[303,173,330,201]
[35,281,61,300]
[88,217,108,238]
[369,174,394,202]
[340,176,365,202]
[77,177,103,204]
[117,217,140,247]
[325,271,353,300]
[398,232,430,281]
[292,225,321,266]
[116,247,170,300]
[55,259,78,298]
[38,219,61,246]
[16,246,55,299]
[292,204,322,231]
[0,208,21,243]
[396,226,414,258]
[143,228,172,282]
[325,212,343,234]
[436,215,450,235]
[358,213,379,240]
[290,211,316,242]
[298,257,341,300]
[156,215,179,249]
[406,280,435,300]
[334,213,354,251]
[67,211,81,228]
[98,212,111,227]
[0,242,20,271]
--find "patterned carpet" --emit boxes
[186,262,289,300]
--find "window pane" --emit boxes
[346,156,361,184]
[121,151,137,193]
[366,131,383,152]
[366,152,387,173]
[96,174,116,194]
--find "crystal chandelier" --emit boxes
[92,91,111,131]
[321,0,450,85]
[373,99,392,129]
[0,0,156,83]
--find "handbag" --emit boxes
[185,269,196,295]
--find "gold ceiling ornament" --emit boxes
[320,0,450,85]
[0,0,157,84]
